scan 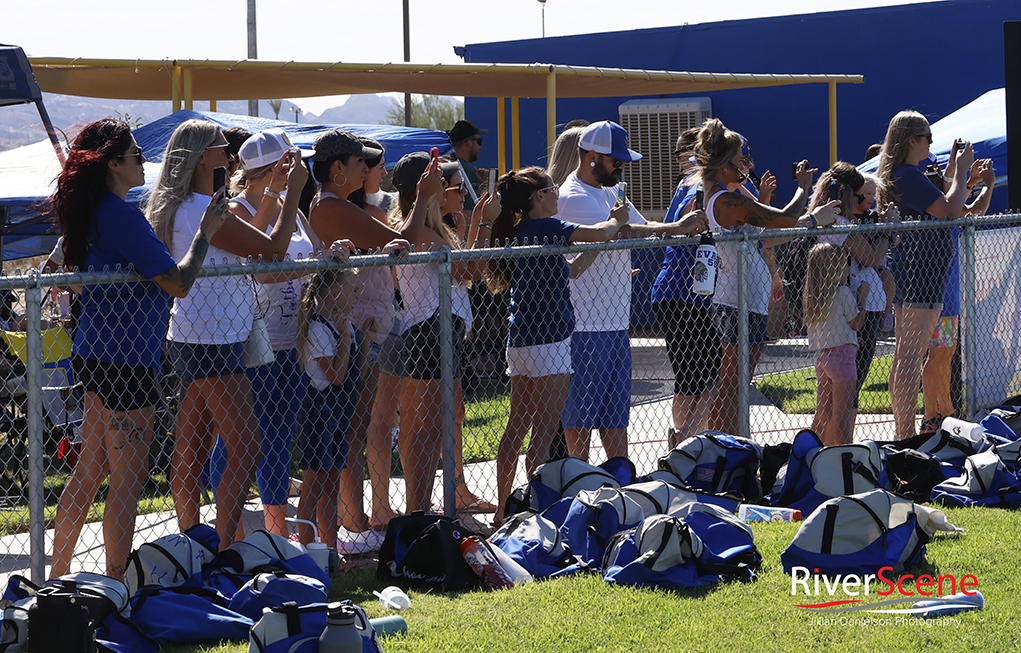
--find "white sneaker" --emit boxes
[336,527,385,555]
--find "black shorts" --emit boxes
[653,300,720,396]
[72,356,160,412]
[401,312,466,381]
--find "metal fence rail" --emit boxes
[0,212,1018,584]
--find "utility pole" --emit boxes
[247,0,258,117]
[539,0,547,38]
[403,0,412,127]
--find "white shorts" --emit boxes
[506,338,572,378]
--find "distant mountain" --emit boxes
[316,94,395,126]
[0,93,401,152]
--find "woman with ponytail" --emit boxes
[489,166,630,524]
[50,118,227,579]
[684,119,838,437]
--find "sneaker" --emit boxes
[919,414,944,436]
[336,526,384,555]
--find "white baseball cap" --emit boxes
[238,129,293,169]
[578,121,642,162]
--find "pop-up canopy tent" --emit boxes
[0,110,454,261]
[860,88,1008,213]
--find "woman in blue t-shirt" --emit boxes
[485,166,629,523]
[49,119,228,580]
[876,110,974,439]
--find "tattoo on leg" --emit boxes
[110,411,144,449]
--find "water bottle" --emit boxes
[738,504,802,523]
[692,232,717,295]
[460,536,514,590]
[306,542,331,578]
[369,615,408,637]
[319,603,363,653]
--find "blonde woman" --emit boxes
[145,118,305,546]
[876,110,973,439]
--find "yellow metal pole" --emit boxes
[546,67,556,159]
[210,99,218,112]
[511,98,520,170]
[171,66,182,112]
[183,66,194,111]
[828,81,837,166]
[496,97,506,175]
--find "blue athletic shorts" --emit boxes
[297,383,353,472]
[562,330,631,430]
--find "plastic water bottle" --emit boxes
[306,542,331,578]
[460,536,514,590]
[940,416,985,444]
[319,603,363,653]
[738,504,802,523]
[369,615,408,637]
[692,232,717,295]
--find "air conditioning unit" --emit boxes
[618,97,712,220]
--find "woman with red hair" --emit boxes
[50,118,227,580]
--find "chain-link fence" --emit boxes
[0,213,1018,584]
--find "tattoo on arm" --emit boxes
[161,232,210,294]
[715,189,806,229]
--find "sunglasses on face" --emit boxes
[602,153,625,168]
[917,132,933,143]
[444,181,466,194]
[118,148,144,165]
[206,142,233,157]
[853,192,866,204]
[470,136,483,145]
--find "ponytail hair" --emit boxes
[485,166,551,293]
[685,119,743,193]
[295,267,357,358]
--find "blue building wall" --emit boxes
[458,0,1016,328]
[459,0,1015,206]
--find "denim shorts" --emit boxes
[72,356,160,412]
[401,312,466,380]
[715,304,769,347]
[166,341,246,387]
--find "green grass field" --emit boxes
[755,355,924,415]
[162,505,1019,653]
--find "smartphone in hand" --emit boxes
[791,162,800,180]
[488,169,497,197]
[213,167,227,195]
[616,181,628,207]
[828,179,839,202]
[695,189,704,210]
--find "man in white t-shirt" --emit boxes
[559,121,708,461]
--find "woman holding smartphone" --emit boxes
[146,119,306,546]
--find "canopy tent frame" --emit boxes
[28,57,863,167]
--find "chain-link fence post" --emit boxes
[437,251,458,519]
[737,235,751,439]
[962,221,978,420]
[25,280,46,583]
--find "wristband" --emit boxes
[264,188,282,199]
[808,213,818,229]
[479,222,493,229]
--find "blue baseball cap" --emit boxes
[579,121,642,162]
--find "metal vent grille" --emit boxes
[619,98,712,220]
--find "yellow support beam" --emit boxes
[210,99,217,112]
[546,67,556,159]
[171,66,182,112]
[496,97,506,175]
[511,98,520,171]
[183,67,194,111]
[829,81,837,166]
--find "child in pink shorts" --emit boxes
[804,243,870,445]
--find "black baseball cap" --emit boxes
[447,120,488,144]
[308,129,383,162]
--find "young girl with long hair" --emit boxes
[487,166,629,523]
[50,118,227,579]
[294,268,379,550]
[804,242,869,445]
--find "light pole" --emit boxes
[247,0,258,117]
[403,0,412,127]
[289,106,303,123]
[538,0,547,38]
